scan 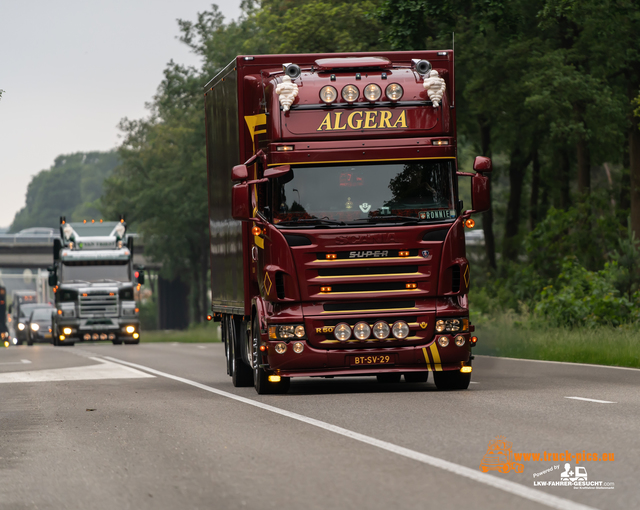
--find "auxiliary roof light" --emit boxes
[341,85,359,103]
[334,322,352,341]
[364,84,382,102]
[353,321,371,340]
[372,321,390,340]
[320,85,338,104]
[385,83,403,101]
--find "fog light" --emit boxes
[294,325,305,338]
[372,321,390,340]
[59,335,65,341]
[364,83,382,101]
[392,321,410,339]
[455,335,465,346]
[126,326,135,334]
[353,321,371,340]
[63,327,72,335]
[4,341,9,348]
[133,333,139,339]
[108,334,116,340]
[341,84,359,102]
[334,323,351,341]
[268,375,281,382]
[320,85,338,103]
[100,333,108,341]
[93,333,99,340]
[461,366,472,373]
[385,83,403,101]
[438,336,449,347]
[435,320,445,332]
[293,341,304,353]
[275,342,287,354]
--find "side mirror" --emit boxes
[232,183,252,220]
[471,172,491,213]
[135,268,145,286]
[53,238,61,261]
[232,165,249,182]
[264,165,291,179]
[473,156,492,173]
[8,304,12,314]
[48,270,58,287]
[127,236,134,254]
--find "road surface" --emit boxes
[1,343,637,510]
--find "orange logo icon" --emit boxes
[479,436,524,474]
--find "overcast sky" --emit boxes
[0,0,243,228]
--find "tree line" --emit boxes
[12,0,640,326]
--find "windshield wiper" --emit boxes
[277,217,346,227]
[347,216,420,225]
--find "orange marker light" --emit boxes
[399,251,410,257]
[406,283,417,289]
[206,314,213,321]
[320,286,332,293]
[259,345,267,352]
[83,220,87,223]
[326,253,337,260]
[252,226,262,236]
[91,219,95,223]
[470,336,478,345]
[465,218,475,228]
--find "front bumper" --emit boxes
[260,335,472,378]
[56,317,140,342]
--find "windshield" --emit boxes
[272,160,456,226]
[20,304,51,318]
[31,308,55,321]
[61,260,130,283]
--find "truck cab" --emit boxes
[49,218,143,346]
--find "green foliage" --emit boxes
[534,258,639,327]
[10,151,119,232]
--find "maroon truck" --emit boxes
[204,51,491,394]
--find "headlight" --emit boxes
[392,321,410,339]
[372,321,390,340]
[63,327,73,335]
[438,336,449,347]
[341,85,359,103]
[353,321,371,340]
[268,324,306,340]
[18,323,25,331]
[320,85,337,103]
[364,84,382,101]
[125,326,135,334]
[435,318,469,333]
[59,307,75,317]
[385,83,403,101]
[334,323,352,341]
[122,307,137,316]
[30,323,40,332]
[275,342,287,354]
[455,335,466,346]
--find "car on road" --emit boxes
[26,306,56,345]
[14,302,54,345]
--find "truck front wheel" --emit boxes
[252,316,289,395]
[433,369,471,390]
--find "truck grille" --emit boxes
[79,293,119,318]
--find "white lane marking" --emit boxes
[170,342,179,346]
[197,346,207,349]
[470,381,479,384]
[0,357,155,383]
[0,359,32,366]
[565,396,617,404]
[104,355,597,510]
[478,354,640,372]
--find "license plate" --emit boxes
[44,333,52,339]
[351,355,394,366]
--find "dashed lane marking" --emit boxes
[0,359,32,366]
[103,355,597,510]
[565,396,617,404]
[0,357,155,383]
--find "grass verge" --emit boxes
[141,323,221,343]
[473,312,640,369]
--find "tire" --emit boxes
[112,340,123,345]
[404,372,429,383]
[222,316,232,376]
[376,373,401,384]
[124,339,140,345]
[252,316,289,394]
[230,316,253,388]
[433,370,471,390]
[27,338,33,346]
